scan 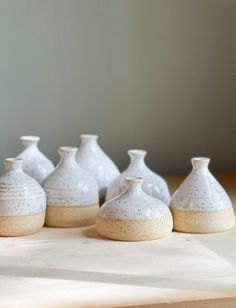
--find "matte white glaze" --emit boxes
[99,178,170,220]
[0,158,46,216]
[43,147,99,206]
[76,134,120,199]
[17,136,54,184]
[170,157,232,212]
[106,149,170,204]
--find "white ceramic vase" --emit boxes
[76,134,120,204]
[106,149,170,205]
[170,157,235,233]
[43,147,99,227]
[17,135,54,184]
[0,158,46,236]
[97,177,173,241]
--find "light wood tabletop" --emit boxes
[0,174,236,308]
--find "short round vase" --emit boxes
[0,158,46,236]
[17,136,54,184]
[96,178,173,241]
[106,150,170,205]
[170,157,235,234]
[43,147,99,228]
[76,134,120,205]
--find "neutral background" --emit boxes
[0,0,235,175]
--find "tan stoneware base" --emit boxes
[0,211,45,237]
[96,213,173,241]
[171,207,236,233]
[45,203,99,227]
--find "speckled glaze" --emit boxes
[76,134,120,204]
[170,157,235,233]
[17,136,54,184]
[106,150,170,205]
[96,178,173,241]
[0,158,46,236]
[43,147,99,227]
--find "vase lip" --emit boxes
[80,134,98,140]
[4,158,23,170]
[191,157,210,163]
[20,135,40,142]
[125,177,143,184]
[128,149,147,156]
[58,146,78,153]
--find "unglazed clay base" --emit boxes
[96,213,173,241]
[0,211,45,237]
[171,207,236,233]
[46,203,99,227]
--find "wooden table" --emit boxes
[0,174,236,308]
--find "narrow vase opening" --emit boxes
[128,149,147,167]
[20,136,40,148]
[80,134,98,141]
[4,158,23,171]
[58,146,78,159]
[125,177,143,192]
[191,157,210,169]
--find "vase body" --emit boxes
[43,147,99,227]
[97,178,173,241]
[76,134,120,204]
[170,157,235,233]
[106,150,170,205]
[0,158,46,236]
[17,136,54,184]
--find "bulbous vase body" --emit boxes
[0,158,46,236]
[97,178,173,241]
[106,150,170,205]
[76,134,120,204]
[17,136,54,184]
[43,147,99,227]
[170,157,235,233]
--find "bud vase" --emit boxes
[43,147,99,227]
[170,157,235,233]
[96,177,173,241]
[0,158,46,236]
[76,134,120,204]
[17,135,54,184]
[106,149,170,205]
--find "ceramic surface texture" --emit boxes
[106,150,170,205]
[76,134,120,201]
[43,147,99,206]
[169,157,236,233]
[97,178,173,241]
[17,136,54,184]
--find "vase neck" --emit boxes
[80,134,99,151]
[128,149,147,169]
[4,158,23,172]
[191,157,210,171]
[20,136,40,149]
[125,177,143,194]
[58,147,78,166]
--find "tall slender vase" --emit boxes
[17,135,54,184]
[170,157,235,233]
[43,147,99,227]
[106,149,170,205]
[76,134,120,204]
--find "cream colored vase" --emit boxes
[43,147,99,227]
[97,177,173,241]
[17,135,54,184]
[170,157,235,233]
[76,134,120,204]
[106,149,170,205]
[0,158,46,236]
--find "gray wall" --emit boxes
[0,0,236,175]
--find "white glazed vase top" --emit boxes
[43,147,99,206]
[106,150,170,205]
[0,158,46,216]
[170,158,233,212]
[17,136,54,184]
[76,135,120,200]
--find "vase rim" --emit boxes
[80,134,98,140]
[191,157,210,162]
[20,135,40,142]
[128,149,147,156]
[125,177,143,183]
[59,146,78,152]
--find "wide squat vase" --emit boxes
[106,150,170,205]
[43,147,99,227]
[170,157,235,233]
[97,178,173,241]
[76,134,120,204]
[17,135,54,184]
[0,158,46,236]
